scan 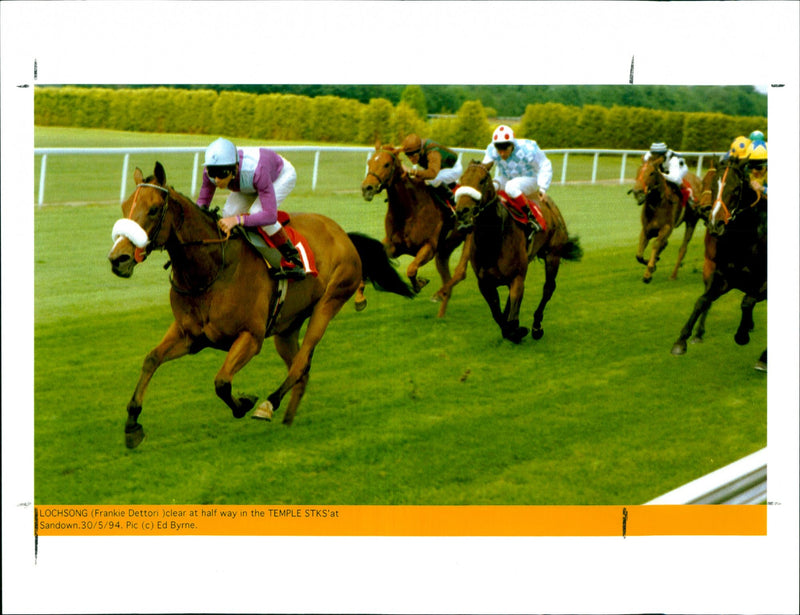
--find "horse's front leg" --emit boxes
[644,225,672,283]
[406,243,435,293]
[670,219,697,280]
[502,274,529,343]
[734,294,758,346]
[214,331,262,419]
[636,227,649,266]
[672,274,728,355]
[433,234,472,318]
[125,321,196,449]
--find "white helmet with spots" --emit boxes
[492,125,516,145]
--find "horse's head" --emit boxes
[361,144,402,202]
[707,157,754,235]
[453,160,495,232]
[630,155,663,206]
[108,161,173,278]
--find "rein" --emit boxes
[129,183,170,263]
[366,150,400,192]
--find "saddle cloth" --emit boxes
[498,190,548,231]
[245,210,318,277]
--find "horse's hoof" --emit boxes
[413,277,430,293]
[125,424,145,449]
[753,360,767,372]
[643,276,652,284]
[636,256,646,265]
[430,293,444,303]
[252,400,274,421]
[671,342,687,356]
[503,326,528,344]
[734,332,750,346]
[531,327,544,340]
[354,299,367,312]
[690,336,704,345]
[233,394,258,419]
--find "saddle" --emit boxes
[498,190,548,232]
[241,210,318,278]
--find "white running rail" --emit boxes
[645,448,767,505]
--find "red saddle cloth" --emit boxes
[255,211,318,277]
[498,190,547,231]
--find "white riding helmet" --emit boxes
[492,125,515,145]
[204,137,238,166]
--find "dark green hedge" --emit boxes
[34,86,766,151]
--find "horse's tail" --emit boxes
[559,235,584,262]
[347,233,415,298]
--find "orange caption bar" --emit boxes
[34,505,766,537]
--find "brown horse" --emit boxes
[671,156,767,370]
[454,161,583,343]
[107,162,413,448]
[630,154,702,283]
[361,143,469,318]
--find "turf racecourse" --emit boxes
[33,129,766,505]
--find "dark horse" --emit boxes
[361,143,470,318]
[670,156,767,370]
[108,162,414,448]
[630,154,702,283]
[454,161,583,343]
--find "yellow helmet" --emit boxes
[746,140,768,162]
[728,136,751,159]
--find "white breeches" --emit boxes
[663,157,688,185]
[497,176,539,199]
[426,160,463,187]
[222,159,297,234]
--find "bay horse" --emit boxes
[630,154,702,283]
[361,143,470,318]
[670,156,767,370]
[454,161,583,343]
[108,162,414,448]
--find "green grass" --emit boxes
[33,127,766,505]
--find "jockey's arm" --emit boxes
[412,150,442,180]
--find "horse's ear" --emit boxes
[374,139,381,150]
[134,167,144,185]
[483,161,494,172]
[154,161,166,186]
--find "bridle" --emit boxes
[454,165,498,228]
[365,150,400,192]
[129,182,231,295]
[709,161,762,229]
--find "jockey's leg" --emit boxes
[263,223,306,280]
[505,181,542,237]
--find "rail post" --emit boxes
[312,150,320,191]
[37,154,48,207]
[591,152,599,183]
[191,152,200,197]
[119,153,130,203]
[560,152,568,185]
[620,152,628,184]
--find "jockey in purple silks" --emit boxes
[197,137,305,280]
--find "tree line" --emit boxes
[67,83,768,118]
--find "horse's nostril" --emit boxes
[113,254,131,265]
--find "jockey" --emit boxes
[197,137,305,280]
[745,139,768,198]
[400,133,462,208]
[482,125,552,236]
[644,142,695,208]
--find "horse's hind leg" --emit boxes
[670,220,697,280]
[354,280,367,312]
[263,297,347,425]
[125,322,195,448]
[214,331,262,419]
[433,234,472,318]
[407,243,435,293]
[531,255,560,340]
[252,330,309,424]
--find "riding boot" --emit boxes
[268,226,307,280]
[432,183,455,211]
[508,193,542,239]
